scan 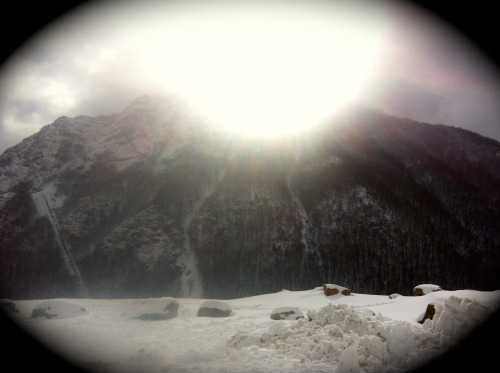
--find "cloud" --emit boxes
[0,0,499,153]
[0,6,163,151]
[358,0,500,140]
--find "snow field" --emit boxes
[7,287,500,373]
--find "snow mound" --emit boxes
[31,300,87,319]
[414,284,442,296]
[270,307,304,320]
[323,284,351,296]
[228,296,493,372]
[198,300,232,317]
[324,284,348,290]
[122,297,179,320]
[423,295,491,344]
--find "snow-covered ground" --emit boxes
[3,286,499,373]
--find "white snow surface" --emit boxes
[31,300,87,319]
[8,287,500,373]
[122,298,179,319]
[414,284,442,294]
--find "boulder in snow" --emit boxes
[123,297,179,320]
[31,300,87,319]
[413,284,442,296]
[323,284,351,296]
[389,293,401,299]
[0,299,19,315]
[418,303,436,324]
[197,300,232,317]
[271,307,304,320]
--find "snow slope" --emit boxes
[3,287,499,373]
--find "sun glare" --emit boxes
[134,1,388,138]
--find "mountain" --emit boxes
[1,95,499,300]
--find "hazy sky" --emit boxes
[1,0,499,153]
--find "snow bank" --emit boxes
[228,296,493,372]
[324,284,351,296]
[423,295,491,346]
[414,284,442,295]
[31,300,87,319]
[198,300,232,317]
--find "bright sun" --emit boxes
[136,1,388,138]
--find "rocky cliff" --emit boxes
[1,95,499,299]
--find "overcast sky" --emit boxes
[1,0,499,153]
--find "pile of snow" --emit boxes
[5,288,499,373]
[197,300,232,317]
[270,307,304,320]
[228,296,493,372]
[422,296,491,345]
[31,300,87,319]
[323,284,351,296]
[122,297,179,320]
[414,284,442,296]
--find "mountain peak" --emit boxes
[0,99,499,300]
[122,94,159,113]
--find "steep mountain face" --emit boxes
[1,95,499,299]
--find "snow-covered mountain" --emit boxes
[1,95,499,300]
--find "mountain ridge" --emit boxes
[1,95,498,300]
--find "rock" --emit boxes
[414,288,424,296]
[389,293,401,299]
[419,303,436,324]
[325,287,339,296]
[413,284,442,296]
[271,307,304,320]
[123,297,179,320]
[31,300,87,319]
[197,300,232,317]
[323,284,351,296]
[0,299,19,314]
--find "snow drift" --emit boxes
[4,287,498,373]
[228,296,491,372]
